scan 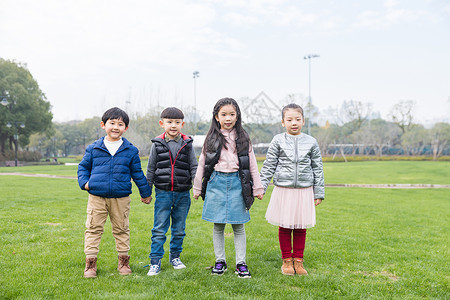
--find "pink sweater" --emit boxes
[193,128,264,196]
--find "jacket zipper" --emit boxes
[294,137,298,188]
[110,156,114,197]
[170,143,187,191]
[98,139,125,198]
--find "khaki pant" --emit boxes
[84,194,131,258]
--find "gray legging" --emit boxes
[213,223,246,265]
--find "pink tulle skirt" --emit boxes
[265,186,316,229]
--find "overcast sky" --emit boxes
[1,0,449,125]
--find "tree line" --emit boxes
[24,106,450,161]
[1,58,449,162]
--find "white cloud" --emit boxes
[1,0,239,68]
[0,0,448,124]
[384,0,399,9]
[355,1,432,30]
[223,12,259,26]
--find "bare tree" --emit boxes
[338,100,372,131]
[430,122,450,160]
[389,100,416,134]
[313,122,333,155]
[359,119,401,156]
[401,125,428,155]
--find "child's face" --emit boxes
[282,108,304,135]
[159,118,184,139]
[215,104,237,130]
[101,118,128,141]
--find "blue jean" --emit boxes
[150,189,191,261]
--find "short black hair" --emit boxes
[102,107,130,127]
[160,107,184,119]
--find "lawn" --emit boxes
[0,162,449,299]
[1,160,449,185]
[322,161,450,185]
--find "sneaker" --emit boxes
[170,257,186,269]
[147,264,161,276]
[211,260,227,275]
[235,263,251,278]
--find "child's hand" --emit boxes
[141,196,152,204]
[193,194,200,200]
[84,182,89,190]
[256,194,264,200]
[314,199,322,206]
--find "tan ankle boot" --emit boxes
[293,258,308,275]
[84,257,97,278]
[281,258,295,275]
[118,255,132,275]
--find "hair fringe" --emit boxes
[204,98,250,153]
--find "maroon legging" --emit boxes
[279,227,307,259]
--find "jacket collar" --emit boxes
[93,136,131,153]
[154,132,192,144]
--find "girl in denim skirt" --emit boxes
[193,98,264,278]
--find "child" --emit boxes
[146,107,198,276]
[78,107,152,278]
[259,103,324,276]
[193,97,264,278]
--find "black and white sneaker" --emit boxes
[211,260,227,275]
[235,263,251,278]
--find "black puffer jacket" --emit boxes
[152,133,195,192]
[201,136,255,210]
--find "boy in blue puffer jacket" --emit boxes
[78,107,151,278]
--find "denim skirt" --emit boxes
[202,171,250,224]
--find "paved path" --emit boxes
[326,183,450,189]
[0,172,76,179]
[1,172,449,188]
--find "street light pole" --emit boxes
[303,54,320,135]
[193,71,200,135]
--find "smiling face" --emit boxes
[215,104,237,130]
[160,118,184,139]
[101,118,128,141]
[282,108,305,135]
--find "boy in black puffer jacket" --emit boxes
[146,107,198,276]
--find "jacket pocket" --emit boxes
[85,208,105,229]
[123,208,130,230]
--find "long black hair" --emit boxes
[204,97,250,153]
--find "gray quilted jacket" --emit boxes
[260,133,325,199]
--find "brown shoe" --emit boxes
[293,258,308,275]
[281,258,295,275]
[84,257,97,278]
[118,255,132,275]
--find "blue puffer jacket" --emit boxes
[78,137,151,198]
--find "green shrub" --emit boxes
[0,150,42,162]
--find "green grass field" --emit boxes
[2,160,449,185]
[0,161,449,299]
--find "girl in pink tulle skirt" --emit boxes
[260,103,324,276]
